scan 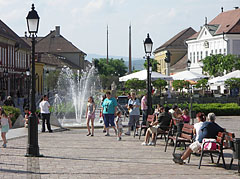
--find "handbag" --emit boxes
[202,138,217,150]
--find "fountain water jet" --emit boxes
[52,65,103,127]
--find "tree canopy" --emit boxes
[225,78,240,89]
[94,58,127,76]
[143,58,158,72]
[172,80,190,93]
[202,54,240,77]
[93,58,128,89]
[125,78,146,91]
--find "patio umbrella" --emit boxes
[213,70,240,83]
[119,69,173,82]
[171,70,207,81]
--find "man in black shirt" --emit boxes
[141,107,172,146]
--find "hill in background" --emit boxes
[86,54,145,70]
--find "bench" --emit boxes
[197,132,235,169]
[134,115,155,139]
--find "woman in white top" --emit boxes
[193,112,206,142]
[86,96,96,136]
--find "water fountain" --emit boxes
[51,65,103,127]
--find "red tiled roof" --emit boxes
[189,8,240,39]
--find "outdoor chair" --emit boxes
[134,115,154,139]
[198,132,226,169]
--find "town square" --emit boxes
[0,0,240,178]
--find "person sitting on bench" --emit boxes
[141,106,172,146]
[173,113,225,164]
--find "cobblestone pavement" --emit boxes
[0,116,239,179]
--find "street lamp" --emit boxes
[26,68,30,107]
[46,70,49,97]
[26,4,41,157]
[187,59,191,71]
[144,33,153,116]
[189,85,194,125]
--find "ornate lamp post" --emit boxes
[26,4,41,157]
[144,33,153,116]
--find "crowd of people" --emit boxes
[85,91,227,167]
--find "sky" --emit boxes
[0,0,239,59]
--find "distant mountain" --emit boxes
[86,54,145,70]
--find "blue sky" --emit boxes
[0,0,238,59]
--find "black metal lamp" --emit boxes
[144,33,153,116]
[26,4,41,157]
[187,59,191,71]
[26,68,30,107]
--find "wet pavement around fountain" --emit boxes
[0,116,239,178]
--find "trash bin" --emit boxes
[233,138,240,159]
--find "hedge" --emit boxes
[163,103,240,116]
[2,106,21,125]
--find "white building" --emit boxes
[186,7,240,74]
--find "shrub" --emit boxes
[2,106,21,125]
[163,103,240,116]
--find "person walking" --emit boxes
[0,107,12,148]
[86,96,96,136]
[39,95,52,133]
[102,91,117,136]
[116,111,123,141]
[125,92,140,136]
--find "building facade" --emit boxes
[154,27,196,75]
[186,8,240,74]
[0,20,31,100]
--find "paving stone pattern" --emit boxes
[0,116,239,178]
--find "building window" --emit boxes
[219,49,222,54]
[205,51,208,57]
[200,51,203,60]
[190,52,192,61]
[197,52,199,61]
[193,52,195,63]
[211,50,213,55]
[215,49,217,54]
[224,48,226,55]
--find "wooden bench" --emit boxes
[198,132,235,169]
[134,115,155,139]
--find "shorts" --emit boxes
[128,115,140,127]
[87,113,95,119]
[118,128,123,133]
[149,126,164,134]
[1,124,9,133]
[103,114,115,128]
[189,141,201,152]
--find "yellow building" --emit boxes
[153,27,196,75]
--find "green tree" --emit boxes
[143,58,158,72]
[195,79,208,96]
[202,54,240,77]
[46,70,61,92]
[152,79,167,96]
[225,78,240,89]
[172,80,190,95]
[125,78,146,91]
[94,58,127,76]
[94,58,127,89]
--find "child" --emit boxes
[0,110,12,148]
[24,107,30,128]
[86,96,96,136]
[116,111,123,141]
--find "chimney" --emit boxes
[221,7,224,12]
[55,26,60,36]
